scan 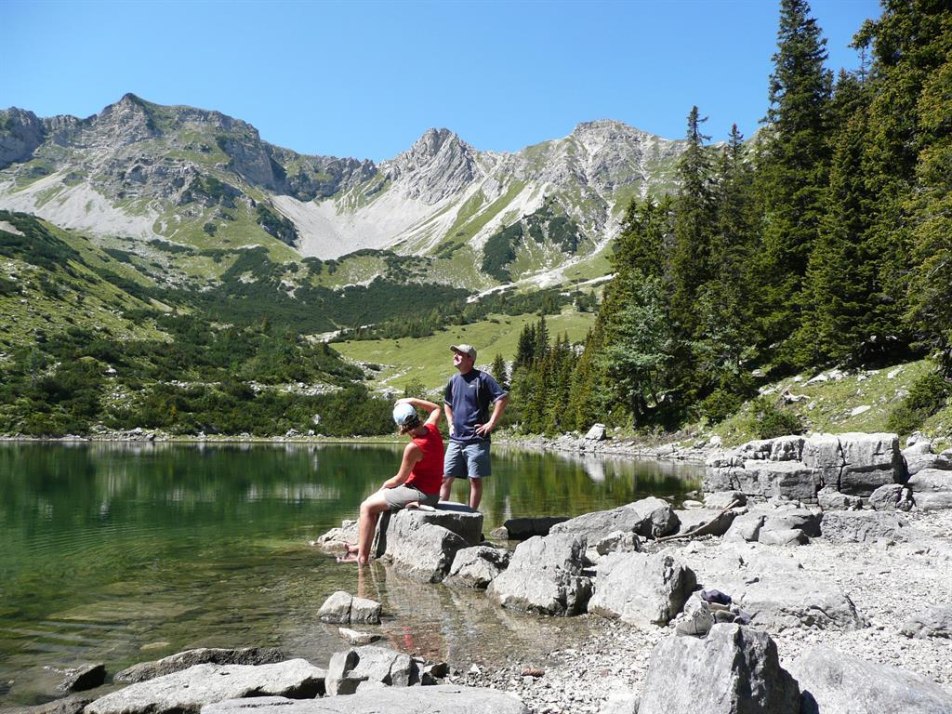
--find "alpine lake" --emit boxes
[0,441,702,706]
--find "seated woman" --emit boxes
[338,397,444,566]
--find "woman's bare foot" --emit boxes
[405,501,421,510]
[343,543,359,555]
[336,553,368,565]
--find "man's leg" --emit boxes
[468,477,483,510]
[440,476,454,502]
[466,442,491,510]
[442,440,464,502]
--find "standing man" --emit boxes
[440,344,509,510]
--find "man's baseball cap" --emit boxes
[450,344,477,359]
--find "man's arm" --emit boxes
[444,404,455,437]
[475,394,509,437]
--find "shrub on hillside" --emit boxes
[886,370,952,435]
[699,388,744,425]
[743,397,804,439]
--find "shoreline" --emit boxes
[0,430,715,465]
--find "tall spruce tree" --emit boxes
[693,125,760,415]
[670,107,717,334]
[490,353,509,386]
[756,0,833,363]
[898,5,952,371]
[566,324,605,431]
[797,70,887,367]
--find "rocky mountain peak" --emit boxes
[90,93,159,147]
[383,128,478,204]
[0,108,45,169]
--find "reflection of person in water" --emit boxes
[337,398,444,566]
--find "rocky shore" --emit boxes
[449,506,952,713]
[14,432,952,714]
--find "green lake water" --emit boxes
[0,441,702,705]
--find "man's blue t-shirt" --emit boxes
[444,369,507,444]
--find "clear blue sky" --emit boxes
[2,0,881,162]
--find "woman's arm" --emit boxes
[397,397,442,426]
[382,441,422,489]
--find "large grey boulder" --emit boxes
[868,484,913,510]
[318,591,382,625]
[758,528,808,546]
[313,521,358,552]
[724,512,766,542]
[706,433,908,503]
[115,647,286,683]
[803,432,907,494]
[588,552,696,626]
[688,548,865,632]
[735,573,863,631]
[908,468,952,511]
[901,605,952,639]
[903,438,939,476]
[550,496,679,541]
[638,624,800,714]
[408,502,484,544]
[487,533,591,616]
[585,423,607,440]
[816,485,863,511]
[820,510,909,543]
[760,507,822,537]
[593,530,643,556]
[444,545,510,589]
[85,659,325,714]
[383,514,469,583]
[706,458,821,503]
[325,645,416,695]
[202,686,530,714]
[315,505,482,564]
[790,646,952,714]
[703,490,747,509]
[725,505,819,543]
[672,508,736,537]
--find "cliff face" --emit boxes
[0,95,686,287]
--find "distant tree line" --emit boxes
[508,0,952,436]
[334,285,597,342]
[0,311,393,438]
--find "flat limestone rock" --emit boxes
[115,647,286,683]
[86,659,325,714]
[202,686,530,714]
[790,646,952,714]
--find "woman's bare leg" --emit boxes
[337,490,390,566]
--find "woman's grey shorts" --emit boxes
[444,440,491,478]
[383,485,439,511]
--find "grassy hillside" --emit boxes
[709,358,952,450]
[334,306,595,393]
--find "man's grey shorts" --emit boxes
[444,440,491,479]
[383,485,439,511]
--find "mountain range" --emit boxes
[0,94,685,292]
